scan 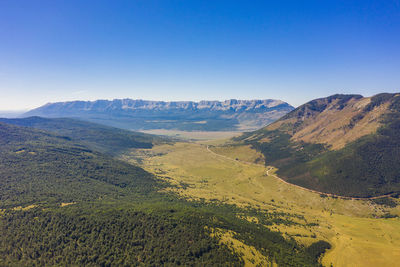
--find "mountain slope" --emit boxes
[0,122,327,266]
[0,122,243,266]
[0,117,161,155]
[0,122,158,208]
[234,93,400,197]
[24,99,294,131]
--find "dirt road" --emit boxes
[206,145,396,200]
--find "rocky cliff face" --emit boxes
[264,94,387,150]
[24,99,294,131]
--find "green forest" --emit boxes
[0,117,161,155]
[0,121,329,266]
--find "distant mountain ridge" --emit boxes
[24,98,294,131]
[30,99,288,112]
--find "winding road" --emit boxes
[206,145,396,200]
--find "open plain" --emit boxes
[123,141,400,266]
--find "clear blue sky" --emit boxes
[0,0,399,110]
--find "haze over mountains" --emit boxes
[24,99,294,131]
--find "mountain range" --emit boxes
[24,99,294,131]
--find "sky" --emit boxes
[0,0,399,110]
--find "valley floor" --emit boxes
[139,129,242,141]
[122,141,400,267]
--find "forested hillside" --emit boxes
[0,122,329,266]
[0,122,158,208]
[234,93,400,197]
[0,117,160,155]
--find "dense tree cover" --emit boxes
[0,200,326,267]
[235,93,400,197]
[0,122,159,208]
[0,122,329,266]
[305,241,331,261]
[0,117,159,155]
[0,207,241,266]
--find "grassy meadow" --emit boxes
[123,141,400,267]
[139,129,242,141]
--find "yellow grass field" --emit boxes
[139,129,242,141]
[209,227,275,267]
[123,142,400,266]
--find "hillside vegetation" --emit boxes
[0,121,326,266]
[234,93,400,197]
[127,142,400,267]
[0,117,160,155]
[0,122,158,208]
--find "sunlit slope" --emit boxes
[322,214,400,266]
[233,93,400,197]
[124,142,400,267]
